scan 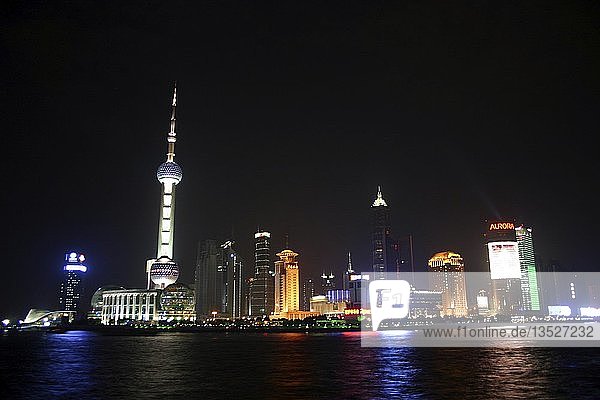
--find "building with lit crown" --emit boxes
[428,251,468,317]
[484,219,522,315]
[371,186,402,279]
[273,249,300,317]
[58,252,87,316]
[249,231,274,316]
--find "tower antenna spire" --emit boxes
[347,251,354,273]
[167,82,177,162]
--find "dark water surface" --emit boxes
[1,330,598,399]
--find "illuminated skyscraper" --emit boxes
[58,252,87,314]
[274,249,300,315]
[249,231,274,316]
[516,225,540,311]
[221,241,244,319]
[371,186,400,279]
[484,219,522,315]
[428,251,468,317]
[147,85,183,289]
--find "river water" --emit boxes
[1,330,598,399]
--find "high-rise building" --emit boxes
[147,85,182,289]
[301,278,315,311]
[194,239,244,319]
[195,240,220,319]
[515,225,540,311]
[428,251,468,317]
[274,249,300,315]
[58,252,87,315]
[249,231,274,316]
[484,219,522,315]
[371,186,401,279]
[221,241,244,319]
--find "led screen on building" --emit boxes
[487,241,520,280]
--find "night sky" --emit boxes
[2,1,599,318]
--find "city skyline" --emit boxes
[2,2,598,318]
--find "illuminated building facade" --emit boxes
[221,241,244,319]
[371,186,401,279]
[159,283,195,321]
[326,289,350,303]
[101,289,162,324]
[409,290,443,318]
[249,231,274,316]
[147,86,182,289]
[274,249,300,316]
[516,225,540,311]
[58,252,87,315]
[428,251,468,317]
[88,285,125,320]
[347,273,369,308]
[484,219,522,314]
[195,239,244,319]
[310,295,347,315]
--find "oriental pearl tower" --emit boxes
[146,84,183,289]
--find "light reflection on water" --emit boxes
[0,330,598,399]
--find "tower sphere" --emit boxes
[150,256,180,288]
[157,161,183,184]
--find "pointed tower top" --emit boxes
[156,82,183,184]
[347,251,355,273]
[372,185,388,207]
[166,82,178,162]
[172,81,177,106]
